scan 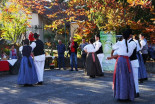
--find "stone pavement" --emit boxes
[0,69,155,104]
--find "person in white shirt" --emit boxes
[83,38,103,78]
[93,34,104,74]
[30,33,45,85]
[127,29,140,98]
[107,29,136,101]
[133,35,147,83]
[139,33,148,64]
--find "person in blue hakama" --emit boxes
[133,35,147,83]
[17,39,38,86]
[107,29,136,101]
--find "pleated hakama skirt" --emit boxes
[17,56,38,85]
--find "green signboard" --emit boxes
[100,31,116,71]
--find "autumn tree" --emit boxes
[46,0,154,40]
[2,0,154,42]
[0,1,31,44]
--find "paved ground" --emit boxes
[0,69,155,104]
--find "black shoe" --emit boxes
[139,79,143,83]
[143,78,148,81]
[90,75,95,78]
[24,84,33,87]
[75,69,78,71]
[135,93,140,98]
[97,73,104,77]
[117,99,131,102]
[63,68,66,70]
[37,82,43,85]
[69,69,73,71]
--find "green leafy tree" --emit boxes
[0,2,31,44]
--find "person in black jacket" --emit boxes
[67,37,78,71]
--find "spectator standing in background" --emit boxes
[57,40,66,70]
[67,37,78,71]
[79,38,88,68]
[139,33,148,64]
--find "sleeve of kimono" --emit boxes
[19,46,23,52]
[30,42,36,51]
[112,41,120,50]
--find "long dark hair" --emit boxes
[89,38,94,44]
[123,29,131,53]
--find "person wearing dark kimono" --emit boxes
[17,39,38,86]
[83,39,103,78]
[107,30,136,101]
[133,35,147,83]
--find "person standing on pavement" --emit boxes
[67,37,78,71]
[18,39,38,87]
[108,29,135,101]
[84,38,103,78]
[93,34,104,75]
[133,35,148,83]
[139,33,149,64]
[127,29,140,98]
[79,38,88,68]
[57,40,66,70]
[30,33,45,85]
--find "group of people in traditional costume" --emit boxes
[83,38,103,78]
[17,33,45,86]
[107,29,148,101]
[80,34,104,78]
[16,28,148,102]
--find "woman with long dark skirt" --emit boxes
[17,39,38,86]
[83,38,103,78]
